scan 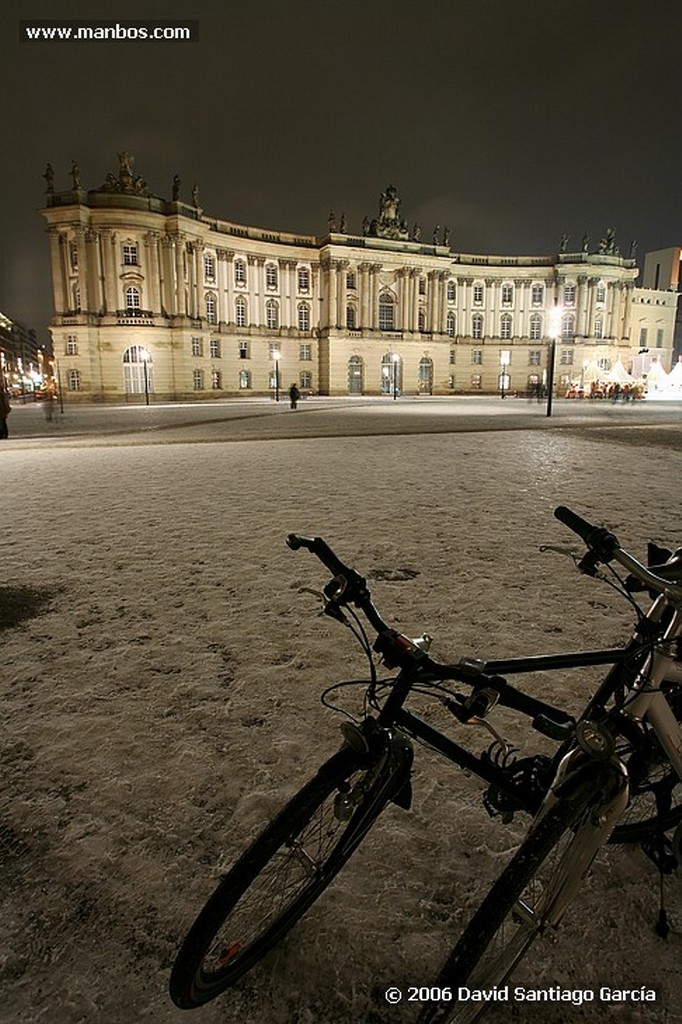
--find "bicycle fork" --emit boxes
[532,723,630,929]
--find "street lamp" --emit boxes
[499,350,510,399]
[391,352,399,400]
[273,349,281,402]
[140,347,151,406]
[546,304,562,417]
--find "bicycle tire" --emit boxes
[170,744,399,1009]
[610,682,682,843]
[417,776,603,1024]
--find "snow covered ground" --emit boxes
[1,400,681,1024]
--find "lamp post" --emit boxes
[391,352,399,400]
[273,349,281,402]
[499,350,510,398]
[546,304,562,418]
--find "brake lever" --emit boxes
[539,544,580,560]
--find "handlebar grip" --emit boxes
[286,533,308,550]
[554,506,620,562]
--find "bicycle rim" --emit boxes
[170,746,395,1008]
[421,788,596,1024]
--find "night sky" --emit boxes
[2,0,681,341]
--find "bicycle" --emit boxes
[169,506,682,1013]
[419,505,682,1023]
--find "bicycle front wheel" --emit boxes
[418,779,602,1024]
[170,744,398,1009]
[610,681,682,843]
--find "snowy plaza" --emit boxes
[1,397,681,1024]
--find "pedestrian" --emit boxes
[0,388,11,439]
[289,383,301,410]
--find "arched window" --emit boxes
[500,313,512,339]
[298,302,310,332]
[239,369,251,389]
[205,292,217,324]
[266,300,279,330]
[122,346,153,395]
[378,292,395,331]
[346,305,357,330]
[381,352,402,395]
[472,313,484,339]
[446,312,456,337]
[529,313,542,340]
[419,357,434,394]
[125,286,141,311]
[234,259,247,285]
[561,313,575,338]
[68,369,81,391]
[235,296,247,327]
[347,355,363,394]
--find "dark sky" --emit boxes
[2,0,681,341]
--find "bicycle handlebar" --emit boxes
[554,505,682,602]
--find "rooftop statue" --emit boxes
[43,163,54,193]
[70,161,81,189]
[98,151,150,195]
[366,185,410,240]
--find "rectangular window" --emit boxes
[596,284,606,303]
[346,271,356,290]
[473,284,484,304]
[560,349,574,365]
[268,342,280,358]
[501,284,513,305]
[564,283,576,306]
[300,370,312,389]
[191,337,203,357]
[210,339,221,358]
[238,340,249,359]
[472,349,483,365]
[239,369,251,389]
[529,350,541,366]
[234,260,246,285]
[531,283,543,305]
[299,344,312,360]
[656,329,664,348]
[639,327,648,348]
[122,244,138,266]
[204,254,216,280]
[298,267,310,292]
[266,264,278,288]
[66,334,78,355]
[193,369,204,390]
[69,241,78,269]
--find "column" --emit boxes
[99,229,117,314]
[336,260,348,330]
[143,231,161,314]
[74,227,88,312]
[85,229,103,315]
[193,242,204,320]
[186,243,197,318]
[439,271,448,333]
[359,262,371,329]
[576,275,588,337]
[48,230,67,313]
[486,278,496,339]
[218,249,233,324]
[175,235,186,315]
[607,281,617,338]
[622,282,633,341]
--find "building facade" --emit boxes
[0,311,50,397]
[40,155,677,402]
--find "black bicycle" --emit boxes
[169,506,682,1012]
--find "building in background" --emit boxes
[0,311,52,398]
[642,247,682,364]
[40,154,678,403]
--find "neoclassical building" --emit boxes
[40,154,677,402]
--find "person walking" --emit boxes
[288,383,301,410]
[0,388,11,439]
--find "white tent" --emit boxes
[606,359,634,384]
[667,359,682,388]
[646,360,669,388]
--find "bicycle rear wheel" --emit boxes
[170,744,399,1009]
[418,778,602,1024]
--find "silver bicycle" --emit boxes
[419,504,682,1024]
